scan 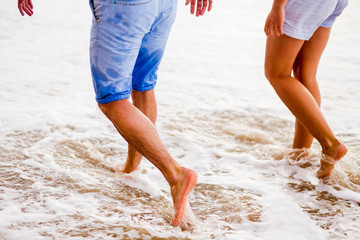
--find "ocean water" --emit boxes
[1,0,360,239]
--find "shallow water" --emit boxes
[1,0,360,239]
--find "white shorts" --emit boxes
[283,0,348,40]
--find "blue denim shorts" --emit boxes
[284,0,348,40]
[89,0,178,104]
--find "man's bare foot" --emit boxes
[114,164,125,173]
[170,167,198,227]
[114,156,142,174]
[121,165,139,174]
[114,164,139,174]
[317,141,347,178]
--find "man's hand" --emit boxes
[185,0,213,17]
[18,0,34,16]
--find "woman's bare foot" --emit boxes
[170,167,198,227]
[317,141,347,178]
[289,148,310,161]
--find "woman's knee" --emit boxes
[264,66,274,82]
[293,67,318,89]
[264,65,290,85]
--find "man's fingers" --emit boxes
[196,0,202,16]
[187,0,212,16]
[24,1,33,11]
[24,7,33,16]
[28,0,34,9]
[18,4,25,16]
[208,0,213,11]
[200,0,208,16]
[22,3,33,16]
[191,0,196,14]
[19,8,25,16]
[19,1,34,16]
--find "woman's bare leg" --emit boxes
[292,27,331,149]
[264,32,347,177]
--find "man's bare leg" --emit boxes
[120,89,157,173]
[99,99,197,225]
[265,31,347,178]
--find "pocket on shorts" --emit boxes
[113,0,151,5]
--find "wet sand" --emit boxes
[1,0,360,239]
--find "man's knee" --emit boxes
[98,98,131,117]
[98,100,123,119]
[98,102,111,118]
